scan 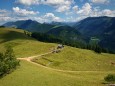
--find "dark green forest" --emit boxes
[31,32,109,54]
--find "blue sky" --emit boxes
[0,0,115,24]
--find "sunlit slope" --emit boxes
[0,27,115,86]
[0,28,55,58]
[0,60,112,86]
[34,46,115,71]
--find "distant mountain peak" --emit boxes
[73,16,115,52]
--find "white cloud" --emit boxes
[72,5,78,12]
[77,3,92,16]
[42,0,73,6]
[17,0,74,7]
[0,17,12,21]
[13,7,39,16]
[42,0,74,13]
[0,7,63,24]
[89,8,115,17]
[76,3,104,17]
[0,9,12,24]
[28,13,63,23]
[42,0,65,6]
[56,5,70,12]
[16,0,74,13]
[102,9,115,16]
[25,13,63,23]
[0,9,8,17]
[90,0,109,4]
[27,13,63,23]
[0,16,13,25]
[43,13,63,22]
[44,13,55,18]
[16,0,40,5]
[72,3,115,22]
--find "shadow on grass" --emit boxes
[0,30,33,44]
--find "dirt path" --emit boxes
[17,52,52,61]
[17,52,113,73]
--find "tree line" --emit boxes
[30,32,110,54]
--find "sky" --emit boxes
[0,0,115,25]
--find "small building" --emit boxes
[57,44,64,49]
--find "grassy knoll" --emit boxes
[0,28,56,58]
[33,46,115,71]
[0,60,114,86]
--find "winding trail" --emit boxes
[17,52,52,62]
[17,52,114,73]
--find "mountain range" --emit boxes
[3,20,54,33]
[3,19,82,42]
[2,16,115,53]
[73,16,115,52]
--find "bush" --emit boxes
[0,46,20,77]
[104,74,115,82]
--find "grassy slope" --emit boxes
[0,61,113,86]
[34,47,115,71]
[0,28,56,58]
[0,28,115,86]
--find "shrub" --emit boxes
[0,46,20,77]
[104,74,115,82]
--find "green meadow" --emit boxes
[0,28,56,58]
[0,28,115,86]
[0,61,114,86]
[33,46,115,71]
